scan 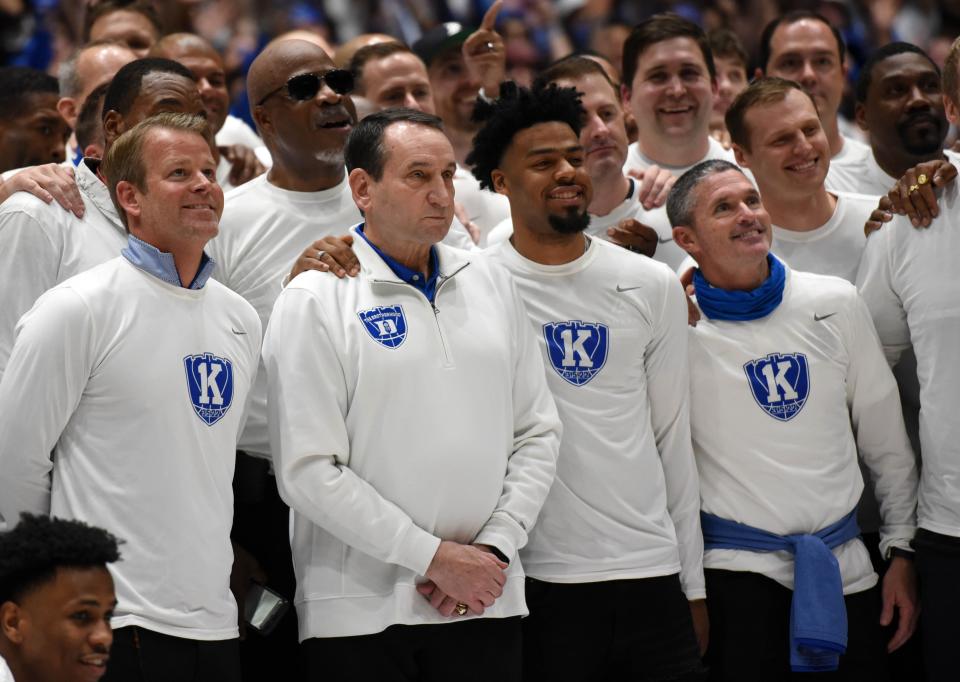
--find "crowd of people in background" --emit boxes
[1,1,960,682]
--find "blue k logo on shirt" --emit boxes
[743,352,810,421]
[543,321,609,386]
[358,305,408,348]
[184,353,234,426]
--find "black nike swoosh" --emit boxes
[814,313,837,322]
[231,327,247,335]
[658,236,674,244]
[616,284,643,292]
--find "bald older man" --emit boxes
[150,34,266,189]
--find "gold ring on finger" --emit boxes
[454,603,468,616]
[908,184,920,194]
[917,173,928,185]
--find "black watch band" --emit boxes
[889,547,915,561]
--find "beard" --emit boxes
[896,111,947,156]
[548,208,591,235]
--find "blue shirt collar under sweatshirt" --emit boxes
[356,224,440,302]
[122,234,216,290]
[700,509,860,672]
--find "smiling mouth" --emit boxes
[548,186,585,200]
[732,227,764,240]
[660,106,694,115]
[786,159,818,173]
[318,118,351,129]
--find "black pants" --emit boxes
[232,451,302,680]
[302,617,522,681]
[913,528,960,682]
[102,627,240,682]
[522,574,706,682]
[704,569,889,681]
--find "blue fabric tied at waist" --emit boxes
[700,509,861,673]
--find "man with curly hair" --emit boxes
[0,514,120,682]
[470,82,707,682]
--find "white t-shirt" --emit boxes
[689,267,917,593]
[857,181,960,538]
[825,135,878,194]
[0,256,261,639]
[0,655,12,682]
[623,136,736,178]
[0,160,127,378]
[263,228,560,639]
[771,192,878,284]
[486,237,704,597]
[453,164,511,247]
[215,114,272,167]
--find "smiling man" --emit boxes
[669,160,918,680]
[0,515,119,682]
[0,113,260,682]
[0,67,70,174]
[473,82,707,682]
[263,108,560,681]
[0,58,207,380]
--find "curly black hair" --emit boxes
[466,81,585,191]
[0,514,122,603]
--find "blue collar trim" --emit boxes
[357,224,440,302]
[122,235,215,290]
[694,254,786,322]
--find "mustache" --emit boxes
[899,109,945,130]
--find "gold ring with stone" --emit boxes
[908,184,920,194]
[918,173,929,185]
[454,603,468,616]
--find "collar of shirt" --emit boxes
[356,224,440,302]
[76,158,126,235]
[122,234,216,289]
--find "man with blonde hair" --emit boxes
[0,112,260,682]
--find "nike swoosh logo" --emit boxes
[814,313,837,322]
[616,284,643,292]
[231,327,247,335]
[658,237,674,244]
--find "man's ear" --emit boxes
[251,105,272,138]
[0,601,24,645]
[115,180,142,221]
[101,110,124,148]
[620,82,632,111]
[732,143,749,169]
[348,168,372,213]
[491,169,508,197]
[854,102,869,132]
[944,94,960,127]
[57,97,78,130]
[673,224,698,255]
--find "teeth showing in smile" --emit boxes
[733,229,762,240]
[788,160,817,172]
[549,189,582,199]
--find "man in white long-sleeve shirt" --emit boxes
[473,82,706,681]
[669,160,918,680]
[262,108,560,681]
[856,39,960,672]
[0,113,261,681]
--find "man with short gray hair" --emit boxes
[669,159,918,679]
[0,112,260,681]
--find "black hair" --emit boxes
[102,57,195,120]
[759,11,845,72]
[344,107,444,181]
[667,159,744,228]
[76,82,111,151]
[855,42,940,104]
[0,514,121,604]
[621,13,716,90]
[0,67,59,122]
[466,81,585,191]
[349,42,414,95]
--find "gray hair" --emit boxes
[666,159,745,229]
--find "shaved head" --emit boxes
[334,33,398,68]
[273,30,334,58]
[247,39,334,107]
[151,33,220,62]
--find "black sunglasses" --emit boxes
[257,69,354,105]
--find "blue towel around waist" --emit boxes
[700,509,861,673]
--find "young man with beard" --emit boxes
[0,515,119,682]
[669,160,918,680]
[759,11,872,192]
[473,83,706,682]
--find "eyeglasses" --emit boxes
[257,69,354,105]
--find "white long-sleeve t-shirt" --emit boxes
[689,268,917,593]
[487,237,704,598]
[857,181,960,538]
[0,257,261,639]
[263,226,561,639]
[0,160,126,377]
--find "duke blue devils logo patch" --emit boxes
[743,352,810,421]
[543,321,609,386]
[183,353,234,426]
[358,305,407,348]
